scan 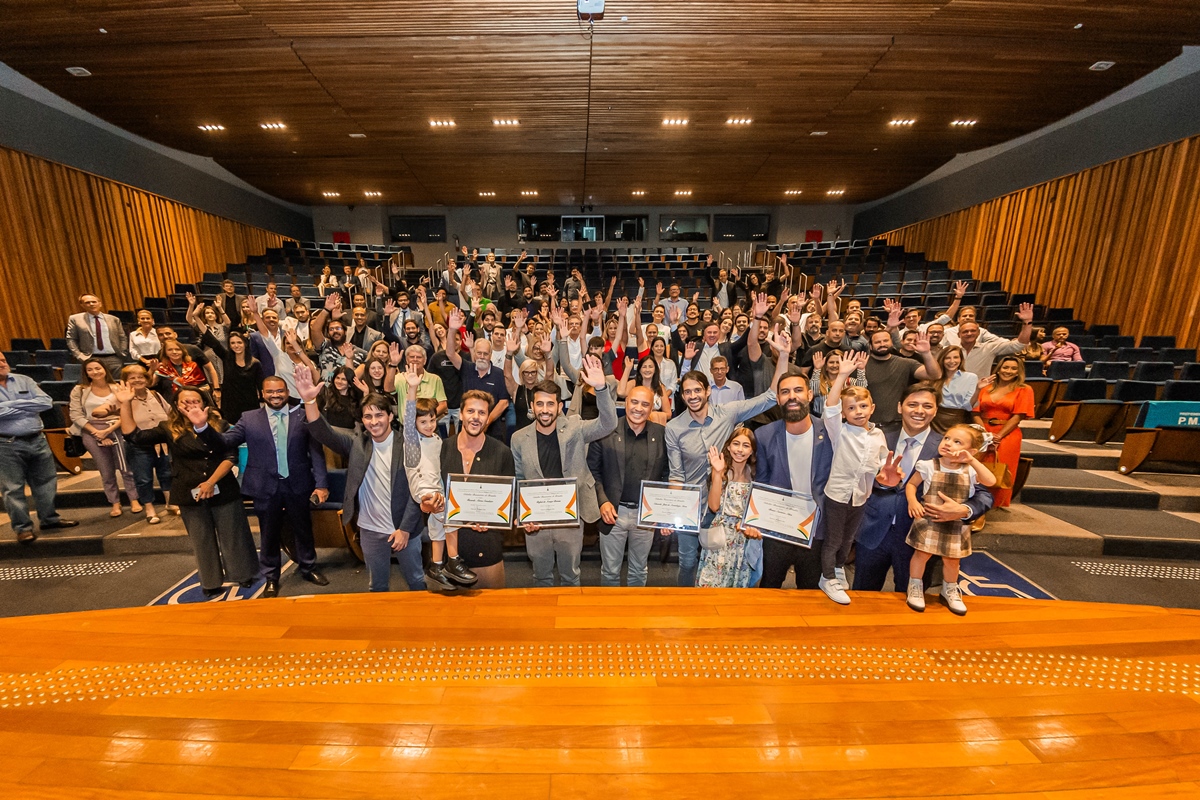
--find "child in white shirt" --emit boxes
[820,352,900,605]
[402,366,477,589]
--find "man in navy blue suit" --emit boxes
[749,368,836,590]
[852,383,993,592]
[203,376,329,597]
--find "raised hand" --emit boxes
[185,291,196,305]
[383,298,397,316]
[837,352,860,376]
[404,363,421,390]
[809,284,823,303]
[579,354,607,390]
[638,276,645,288]
[684,341,697,361]
[811,350,826,373]
[1017,302,1035,324]
[912,331,932,354]
[353,375,371,396]
[954,279,969,298]
[183,403,209,428]
[767,329,792,355]
[324,293,340,312]
[655,281,663,296]
[505,327,520,356]
[877,451,903,487]
[623,356,634,375]
[706,254,714,266]
[691,291,700,306]
[448,307,464,331]
[538,331,552,355]
[707,445,726,473]
[112,385,135,405]
[294,368,324,403]
[977,374,996,391]
[828,279,845,298]
[669,306,682,326]
[786,301,802,326]
[885,300,904,328]
[752,292,769,320]
[461,330,475,351]
[853,351,869,371]
[389,342,403,367]
[616,296,629,316]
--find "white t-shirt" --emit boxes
[784,427,818,523]
[913,459,978,500]
[357,432,395,534]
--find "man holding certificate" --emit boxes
[512,354,616,587]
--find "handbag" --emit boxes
[990,461,1013,489]
[64,435,86,458]
[699,525,725,551]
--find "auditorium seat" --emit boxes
[49,337,69,351]
[1158,348,1197,366]
[16,365,55,382]
[1115,346,1154,363]
[10,338,45,352]
[1088,324,1120,338]
[34,349,72,367]
[3,350,31,365]
[1140,335,1176,349]
[60,363,82,383]
[1024,360,1045,378]
[40,380,75,403]
[1180,363,1200,381]
[1131,361,1176,384]
[1103,335,1136,349]
[1089,361,1130,382]
[1162,381,1200,402]
[1078,347,1110,365]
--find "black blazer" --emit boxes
[587,419,669,534]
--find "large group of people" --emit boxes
[0,249,1059,615]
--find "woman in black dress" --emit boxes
[318,367,363,433]
[199,328,263,423]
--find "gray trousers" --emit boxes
[179,499,258,591]
[525,522,584,587]
[0,434,61,532]
[599,505,655,587]
[81,430,137,505]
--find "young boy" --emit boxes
[820,352,902,605]
[402,366,477,590]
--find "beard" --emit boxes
[782,399,810,423]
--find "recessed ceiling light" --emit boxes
[349,133,367,138]
[662,118,689,126]
[429,119,456,127]
[810,131,828,136]
[260,122,286,130]
[631,190,646,196]
[322,192,340,198]
[197,124,225,132]
[950,119,978,127]
[364,191,382,198]
[827,189,846,196]
[674,190,692,196]
[493,119,520,126]
[784,190,803,196]
[888,119,916,127]
[520,190,538,196]
[98,28,107,34]
[478,191,496,197]
[65,67,91,77]
[1090,61,1115,71]
[1074,22,1084,29]
[725,117,752,125]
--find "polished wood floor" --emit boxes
[1,588,1199,798]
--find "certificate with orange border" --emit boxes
[741,482,815,549]
[637,481,703,532]
[444,474,516,529]
[517,478,579,527]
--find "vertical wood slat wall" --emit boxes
[0,145,285,349]
[882,134,1200,348]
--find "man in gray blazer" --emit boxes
[512,354,616,586]
[65,294,128,378]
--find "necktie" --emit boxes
[94,316,104,352]
[899,436,920,480]
[271,410,290,479]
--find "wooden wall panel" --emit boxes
[883,134,1200,348]
[0,146,283,349]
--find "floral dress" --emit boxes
[696,480,753,588]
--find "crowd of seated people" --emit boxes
[1,243,1195,615]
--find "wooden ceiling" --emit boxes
[1,1,1196,208]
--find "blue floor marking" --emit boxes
[149,560,295,605]
[957,552,1057,600]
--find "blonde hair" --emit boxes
[945,423,985,450]
[840,385,872,403]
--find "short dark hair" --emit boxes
[261,376,288,391]
[361,393,394,414]
[680,370,709,391]
[414,397,438,418]
[461,389,495,413]
[901,381,941,407]
[531,379,560,401]
[587,336,605,350]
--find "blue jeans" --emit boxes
[128,445,172,505]
[0,434,62,532]
[676,530,700,587]
[598,506,655,587]
[360,528,425,592]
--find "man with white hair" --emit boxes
[393,344,447,421]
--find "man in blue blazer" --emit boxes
[202,376,329,597]
[852,383,993,592]
[750,369,835,590]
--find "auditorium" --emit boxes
[3,1,1200,796]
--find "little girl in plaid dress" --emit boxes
[903,424,996,616]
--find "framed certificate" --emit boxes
[741,482,816,549]
[517,478,580,527]
[638,481,704,532]
[444,474,516,530]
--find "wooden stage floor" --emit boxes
[1,588,1199,798]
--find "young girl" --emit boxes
[695,427,760,589]
[904,424,997,616]
[401,366,477,591]
[820,351,899,605]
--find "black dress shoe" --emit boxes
[239,579,255,589]
[40,519,79,530]
[443,556,478,586]
[202,587,224,599]
[299,569,329,586]
[425,563,456,591]
[261,580,280,598]
[16,529,37,544]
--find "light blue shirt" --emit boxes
[0,373,52,436]
[666,390,777,485]
[709,380,745,407]
[940,370,979,411]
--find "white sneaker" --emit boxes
[940,582,968,616]
[834,566,848,589]
[819,575,851,605]
[906,578,926,612]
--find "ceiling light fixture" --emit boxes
[197,124,225,132]
[493,119,520,126]
[364,191,382,198]
[478,191,496,197]
[950,119,978,127]
[674,190,693,196]
[520,190,538,196]
[810,131,828,136]
[322,192,340,198]
[1074,22,1084,29]
[349,133,367,138]
[260,122,286,130]
[827,189,846,196]
[429,119,456,127]
[1089,61,1115,71]
[784,190,803,196]
[662,118,689,126]
[631,190,646,196]
[65,67,91,77]
[725,117,752,125]
[888,119,916,127]
[98,28,108,34]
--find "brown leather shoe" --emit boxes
[16,529,37,544]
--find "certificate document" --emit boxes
[518,478,579,526]
[444,474,516,529]
[638,481,703,532]
[741,482,816,548]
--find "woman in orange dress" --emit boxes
[973,355,1034,508]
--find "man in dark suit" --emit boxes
[296,368,428,593]
[589,385,669,587]
[65,294,128,378]
[677,321,735,385]
[853,383,993,593]
[201,376,329,597]
[748,368,836,590]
